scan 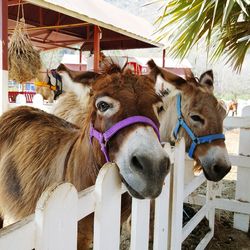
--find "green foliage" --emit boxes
[155,0,250,72]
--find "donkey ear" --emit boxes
[199,70,214,92]
[56,64,99,98]
[147,59,187,96]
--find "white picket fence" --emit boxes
[0,107,250,250]
[0,140,178,250]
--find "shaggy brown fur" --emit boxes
[53,92,88,126]
[0,65,163,249]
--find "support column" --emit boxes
[233,106,250,232]
[0,0,8,114]
[79,48,82,71]
[162,49,166,68]
[79,42,84,71]
[93,25,100,72]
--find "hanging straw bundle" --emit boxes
[8,4,41,83]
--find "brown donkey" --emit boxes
[55,62,231,182]
[0,65,170,249]
[148,60,231,181]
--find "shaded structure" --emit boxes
[7,0,160,51]
[0,0,163,112]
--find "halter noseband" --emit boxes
[90,116,160,162]
[173,94,225,158]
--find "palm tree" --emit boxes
[155,0,250,72]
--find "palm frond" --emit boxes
[155,0,250,71]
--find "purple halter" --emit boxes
[90,116,160,162]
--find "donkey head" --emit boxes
[148,60,231,182]
[77,65,170,199]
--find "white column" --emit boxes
[0,0,8,115]
[0,69,8,114]
[233,106,250,232]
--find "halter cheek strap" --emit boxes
[173,94,225,158]
[90,116,160,162]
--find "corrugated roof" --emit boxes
[26,0,162,48]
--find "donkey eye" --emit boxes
[190,115,204,124]
[97,101,110,112]
[157,105,164,114]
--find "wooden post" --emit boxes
[170,138,185,250]
[153,142,173,250]
[79,42,85,71]
[153,174,171,250]
[234,106,250,232]
[162,49,166,68]
[93,163,122,250]
[130,199,150,250]
[35,183,78,250]
[0,0,8,114]
[79,49,82,71]
[93,25,100,72]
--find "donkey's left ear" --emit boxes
[147,59,187,96]
[199,70,214,92]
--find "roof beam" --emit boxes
[30,37,80,51]
[8,0,27,6]
[93,25,100,72]
[8,16,86,38]
[8,22,91,32]
[40,39,83,44]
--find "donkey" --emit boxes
[227,100,238,116]
[54,62,231,182]
[0,64,170,249]
[148,60,231,181]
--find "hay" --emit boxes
[8,20,41,83]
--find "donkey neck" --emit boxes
[64,125,103,191]
[160,95,178,143]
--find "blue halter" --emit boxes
[173,94,225,158]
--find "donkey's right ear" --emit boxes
[56,63,68,73]
[147,59,187,96]
[199,70,214,92]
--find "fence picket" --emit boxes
[93,163,122,250]
[35,183,78,250]
[130,198,151,250]
[170,138,185,250]
[234,106,250,232]
[153,174,171,250]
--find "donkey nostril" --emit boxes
[213,165,221,174]
[212,164,231,176]
[131,156,144,172]
[160,156,170,174]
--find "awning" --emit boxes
[8,0,162,51]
